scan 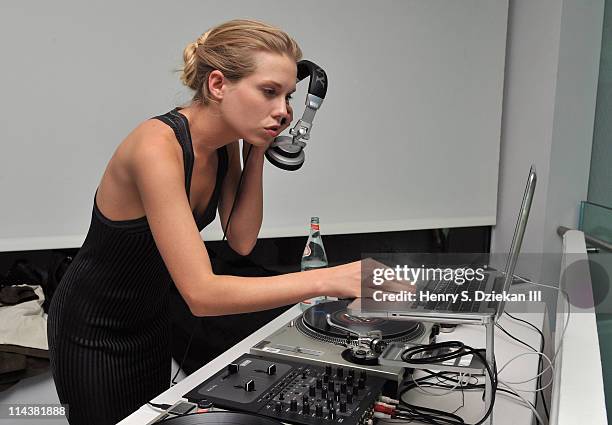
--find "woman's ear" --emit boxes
[207,70,226,101]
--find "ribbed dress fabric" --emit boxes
[48,108,228,425]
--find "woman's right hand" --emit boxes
[313,258,416,300]
[319,260,362,299]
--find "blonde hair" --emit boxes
[181,19,303,104]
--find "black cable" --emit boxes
[401,341,466,364]
[504,311,549,420]
[147,402,172,410]
[170,142,254,387]
[495,323,537,352]
[399,342,497,425]
[409,370,541,425]
[221,143,253,242]
[171,329,195,385]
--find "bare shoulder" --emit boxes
[122,119,182,166]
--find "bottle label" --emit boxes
[310,224,320,231]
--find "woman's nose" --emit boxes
[275,99,289,119]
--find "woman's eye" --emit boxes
[285,94,293,102]
[263,88,276,97]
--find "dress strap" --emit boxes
[151,108,195,198]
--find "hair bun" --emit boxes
[196,31,210,47]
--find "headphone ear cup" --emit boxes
[265,145,304,171]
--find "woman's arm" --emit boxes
[218,140,264,255]
[219,103,294,255]
[129,132,361,317]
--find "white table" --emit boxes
[120,303,546,425]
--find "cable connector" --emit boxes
[373,411,392,419]
[378,395,399,405]
[374,403,395,415]
[375,401,395,409]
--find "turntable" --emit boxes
[251,300,436,380]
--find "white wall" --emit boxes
[0,0,508,251]
[491,0,604,287]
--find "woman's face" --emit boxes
[219,51,297,147]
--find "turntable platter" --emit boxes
[300,300,423,342]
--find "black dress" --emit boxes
[48,108,228,425]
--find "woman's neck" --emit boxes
[178,102,238,152]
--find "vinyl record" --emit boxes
[300,299,422,340]
[157,411,283,424]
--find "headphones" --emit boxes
[264,60,328,171]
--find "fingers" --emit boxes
[360,257,416,299]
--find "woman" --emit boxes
[47,19,361,425]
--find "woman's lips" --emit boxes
[265,128,279,137]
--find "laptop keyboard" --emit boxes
[415,279,488,312]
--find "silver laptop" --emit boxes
[347,165,537,325]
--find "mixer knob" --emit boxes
[340,383,347,394]
[327,398,334,410]
[315,404,323,417]
[334,391,341,402]
[275,401,283,413]
[325,365,332,375]
[347,375,354,386]
[346,392,353,404]
[323,374,329,383]
[358,378,365,389]
[302,403,310,415]
[340,401,347,413]
[348,369,355,378]
[316,378,323,389]
[352,386,359,396]
[309,384,316,397]
[290,399,298,412]
[267,364,277,375]
[329,408,337,420]
[227,363,239,374]
[360,370,367,382]
[302,371,307,379]
[337,367,344,379]
[328,381,335,392]
[302,394,309,404]
[279,392,285,400]
[321,388,328,400]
